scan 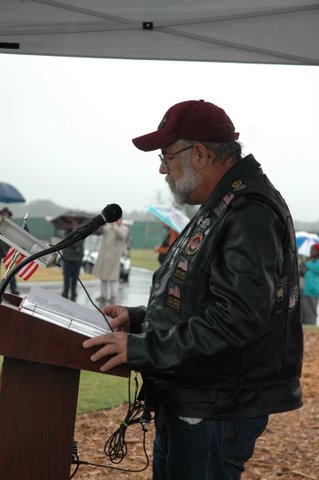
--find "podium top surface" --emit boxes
[0,294,128,377]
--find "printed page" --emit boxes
[19,285,112,338]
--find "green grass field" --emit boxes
[78,371,129,413]
[131,248,159,271]
[77,371,144,414]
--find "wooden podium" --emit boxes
[0,294,127,480]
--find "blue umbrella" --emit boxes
[296,231,319,256]
[0,182,25,203]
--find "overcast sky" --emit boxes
[1,53,318,222]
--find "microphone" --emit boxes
[97,203,123,224]
[57,204,123,244]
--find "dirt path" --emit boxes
[72,330,319,480]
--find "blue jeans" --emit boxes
[153,411,268,480]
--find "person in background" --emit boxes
[155,223,179,264]
[0,207,20,295]
[93,218,129,305]
[61,217,84,302]
[83,99,303,480]
[300,242,319,325]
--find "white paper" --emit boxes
[19,285,112,337]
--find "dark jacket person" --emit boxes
[83,99,303,480]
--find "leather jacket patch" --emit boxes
[185,232,204,256]
[165,282,181,311]
[174,256,190,281]
[289,283,300,309]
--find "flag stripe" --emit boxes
[3,247,15,267]
[19,262,39,280]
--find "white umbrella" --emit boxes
[148,205,190,233]
[296,231,319,257]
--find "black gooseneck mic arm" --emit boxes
[0,203,123,304]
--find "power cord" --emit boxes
[57,250,114,331]
[70,373,153,478]
[103,374,151,464]
[70,441,80,479]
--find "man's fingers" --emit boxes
[90,342,118,362]
[109,314,127,330]
[100,355,126,372]
[83,334,110,349]
[82,332,128,372]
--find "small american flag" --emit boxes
[177,257,189,272]
[168,284,181,299]
[288,285,299,310]
[223,192,235,205]
[2,215,39,281]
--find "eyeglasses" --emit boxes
[158,145,194,169]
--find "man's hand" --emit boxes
[83,331,128,372]
[101,304,130,332]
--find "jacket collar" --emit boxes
[204,154,261,209]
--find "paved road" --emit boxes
[18,267,153,310]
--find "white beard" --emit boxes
[166,158,202,205]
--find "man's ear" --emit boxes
[191,143,214,170]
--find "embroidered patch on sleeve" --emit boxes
[214,192,235,218]
[288,284,300,309]
[276,277,287,303]
[185,232,203,256]
[174,256,189,281]
[232,180,247,191]
[166,282,181,311]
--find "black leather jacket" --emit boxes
[127,155,303,418]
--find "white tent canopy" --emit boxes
[0,0,318,65]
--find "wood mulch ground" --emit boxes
[72,330,319,480]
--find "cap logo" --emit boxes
[158,116,167,130]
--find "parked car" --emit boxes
[82,249,131,282]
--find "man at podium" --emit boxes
[83,99,303,480]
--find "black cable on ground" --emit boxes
[70,373,153,478]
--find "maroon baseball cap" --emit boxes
[132,99,239,151]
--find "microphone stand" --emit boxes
[0,232,85,304]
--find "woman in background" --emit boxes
[93,218,129,304]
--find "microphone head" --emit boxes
[102,204,123,223]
